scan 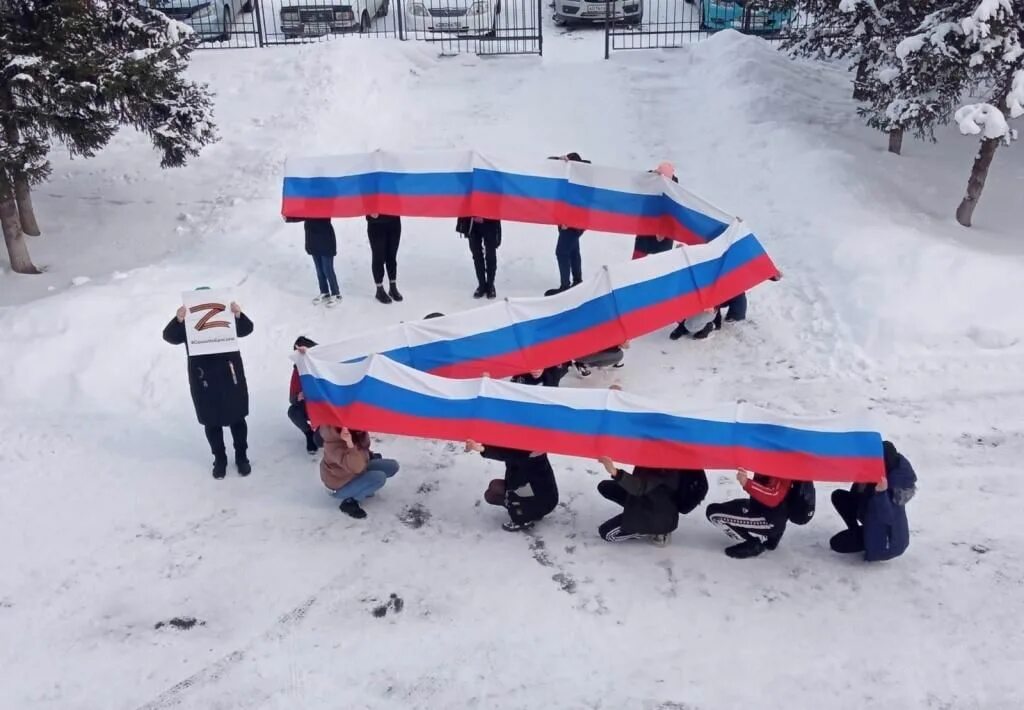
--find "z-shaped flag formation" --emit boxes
[286,151,885,483]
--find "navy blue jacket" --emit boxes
[304,218,337,257]
[862,446,917,561]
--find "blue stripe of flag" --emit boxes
[301,373,881,459]
[340,233,765,371]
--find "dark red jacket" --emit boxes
[289,367,302,405]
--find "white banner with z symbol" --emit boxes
[181,290,238,356]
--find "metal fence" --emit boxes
[601,0,835,57]
[157,0,543,55]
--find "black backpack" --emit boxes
[674,469,709,515]
[786,481,816,525]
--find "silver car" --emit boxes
[553,0,642,26]
[144,0,252,41]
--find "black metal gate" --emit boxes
[602,0,828,57]
[165,0,543,55]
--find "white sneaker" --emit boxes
[325,294,342,307]
[312,294,329,305]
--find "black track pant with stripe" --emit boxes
[597,480,648,542]
[706,499,786,545]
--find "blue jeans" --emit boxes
[555,229,582,288]
[722,292,747,321]
[330,458,400,502]
[311,254,340,296]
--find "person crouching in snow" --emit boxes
[573,341,628,377]
[288,336,321,454]
[162,298,254,479]
[706,469,792,559]
[670,307,722,340]
[512,362,571,387]
[830,440,917,561]
[596,457,709,546]
[465,439,559,532]
[320,426,400,519]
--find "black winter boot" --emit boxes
[375,285,392,304]
[236,455,252,477]
[544,285,568,297]
[473,285,486,299]
[725,540,765,559]
[388,282,403,302]
[305,431,319,454]
[339,498,367,519]
[669,322,688,341]
[486,284,497,299]
[212,458,227,479]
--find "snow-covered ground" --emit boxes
[2,29,1024,710]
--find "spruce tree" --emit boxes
[0,1,216,274]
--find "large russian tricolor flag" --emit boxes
[281,150,735,244]
[309,220,780,379]
[296,353,885,483]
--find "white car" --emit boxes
[279,0,391,37]
[553,0,642,25]
[405,0,501,37]
[145,0,252,41]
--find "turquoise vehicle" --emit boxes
[699,0,796,36]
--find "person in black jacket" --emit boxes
[545,153,589,296]
[596,457,708,544]
[632,170,680,260]
[456,217,501,299]
[366,214,403,304]
[466,439,559,531]
[162,299,254,479]
[511,362,571,387]
[301,218,340,305]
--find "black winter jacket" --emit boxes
[456,217,502,245]
[614,467,681,534]
[304,218,337,257]
[163,313,254,427]
[481,445,559,524]
[511,363,571,388]
[612,467,708,534]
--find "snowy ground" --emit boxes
[2,29,1024,710]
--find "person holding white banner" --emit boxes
[163,293,254,479]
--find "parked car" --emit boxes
[553,0,642,26]
[144,0,252,41]
[405,0,501,36]
[699,0,795,35]
[279,0,390,37]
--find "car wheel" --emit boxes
[221,5,232,40]
[359,9,371,32]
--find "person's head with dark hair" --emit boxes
[424,312,445,320]
[294,335,317,350]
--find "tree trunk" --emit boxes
[1,189,39,274]
[887,128,904,155]
[853,54,871,101]
[956,137,1000,227]
[13,173,40,236]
